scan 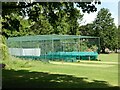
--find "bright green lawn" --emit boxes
[2,53,119,88]
[99,53,119,62]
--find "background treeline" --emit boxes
[1,1,119,53]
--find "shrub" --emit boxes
[0,35,9,61]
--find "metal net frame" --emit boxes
[7,35,100,61]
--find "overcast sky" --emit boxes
[79,0,119,26]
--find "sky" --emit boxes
[79,0,119,26]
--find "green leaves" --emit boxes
[2,13,32,37]
[2,2,100,37]
[0,35,9,60]
[30,16,54,35]
[93,8,118,52]
[79,8,118,52]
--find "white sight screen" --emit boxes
[9,48,41,56]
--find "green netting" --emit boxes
[7,35,100,62]
[7,35,99,41]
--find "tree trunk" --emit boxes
[115,49,118,53]
[101,47,105,53]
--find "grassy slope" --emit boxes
[2,53,119,88]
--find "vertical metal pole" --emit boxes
[88,56,90,61]
[78,35,80,52]
[44,40,46,61]
[98,37,100,54]
[97,37,100,61]
[80,38,81,52]
[20,41,22,56]
[38,41,40,58]
[52,39,53,61]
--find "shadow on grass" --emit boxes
[2,69,119,89]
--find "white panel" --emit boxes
[22,48,41,56]
[9,48,22,56]
[9,48,41,56]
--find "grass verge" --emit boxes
[2,53,119,88]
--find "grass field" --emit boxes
[2,53,119,88]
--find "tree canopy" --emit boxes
[79,8,118,52]
[2,1,101,38]
[3,1,119,52]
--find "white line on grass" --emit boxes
[79,61,119,64]
[50,61,115,68]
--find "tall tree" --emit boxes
[79,23,94,36]
[67,7,83,35]
[27,2,83,35]
[118,26,120,49]
[30,13,54,35]
[2,1,101,38]
[55,10,70,34]
[2,1,101,17]
[2,13,33,38]
[92,8,118,53]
